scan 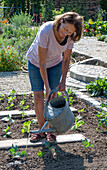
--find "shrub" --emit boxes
[86,77,107,97]
[0,45,25,71]
[9,11,33,28]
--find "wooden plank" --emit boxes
[0,107,77,118]
[0,134,86,150]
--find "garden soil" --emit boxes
[0,94,107,170]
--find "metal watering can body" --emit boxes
[43,88,75,134]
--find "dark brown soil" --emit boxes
[0,94,107,170]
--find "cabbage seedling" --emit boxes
[21,120,31,134]
[1,114,14,123]
[9,144,27,159]
[72,114,85,130]
[3,125,12,137]
[81,138,94,148]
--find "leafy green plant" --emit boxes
[3,125,12,137]
[37,141,59,158]
[10,11,32,28]
[85,77,107,97]
[19,94,29,110]
[1,114,14,123]
[72,114,85,130]
[5,90,16,110]
[0,94,4,101]
[19,95,29,119]
[9,144,27,159]
[0,45,24,71]
[97,34,107,42]
[96,101,107,132]
[81,138,94,148]
[20,111,27,120]
[69,96,74,105]
[37,151,45,158]
[78,108,86,116]
[21,120,31,134]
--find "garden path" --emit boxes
[0,37,107,95]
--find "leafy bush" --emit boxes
[0,26,39,71]
[9,11,32,28]
[85,77,107,97]
[97,34,107,42]
[0,45,25,71]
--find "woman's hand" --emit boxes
[46,87,51,100]
[56,80,66,92]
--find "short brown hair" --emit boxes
[53,12,84,42]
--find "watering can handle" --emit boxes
[47,88,69,104]
[43,88,69,120]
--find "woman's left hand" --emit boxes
[56,80,65,92]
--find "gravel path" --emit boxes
[0,37,107,95]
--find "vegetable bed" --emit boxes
[0,94,106,169]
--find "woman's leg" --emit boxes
[33,91,45,129]
[28,61,46,140]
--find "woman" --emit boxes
[26,12,83,142]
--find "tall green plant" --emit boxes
[10,11,32,28]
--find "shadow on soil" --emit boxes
[41,144,86,170]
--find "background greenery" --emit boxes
[0,0,107,72]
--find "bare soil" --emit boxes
[0,94,107,170]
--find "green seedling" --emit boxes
[20,110,27,120]
[37,141,59,158]
[21,120,31,133]
[85,77,107,97]
[81,138,94,148]
[78,108,86,116]
[10,89,16,96]
[100,101,107,108]
[67,88,75,96]
[0,94,4,101]
[37,151,45,158]
[5,89,16,110]
[3,125,12,137]
[72,114,85,130]
[96,102,107,132]
[1,114,14,123]
[19,98,29,110]
[9,144,27,159]
[69,96,74,105]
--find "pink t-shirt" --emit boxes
[26,21,74,68]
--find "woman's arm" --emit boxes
[38,45,51,99]
[58,48,72,91]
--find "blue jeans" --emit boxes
[28,61,62,91]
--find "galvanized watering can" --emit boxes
[30,88,74,135]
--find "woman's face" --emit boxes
[58,22,76,38]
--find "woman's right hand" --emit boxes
[46,87,51,100]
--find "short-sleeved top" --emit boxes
[26,21,74,68]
